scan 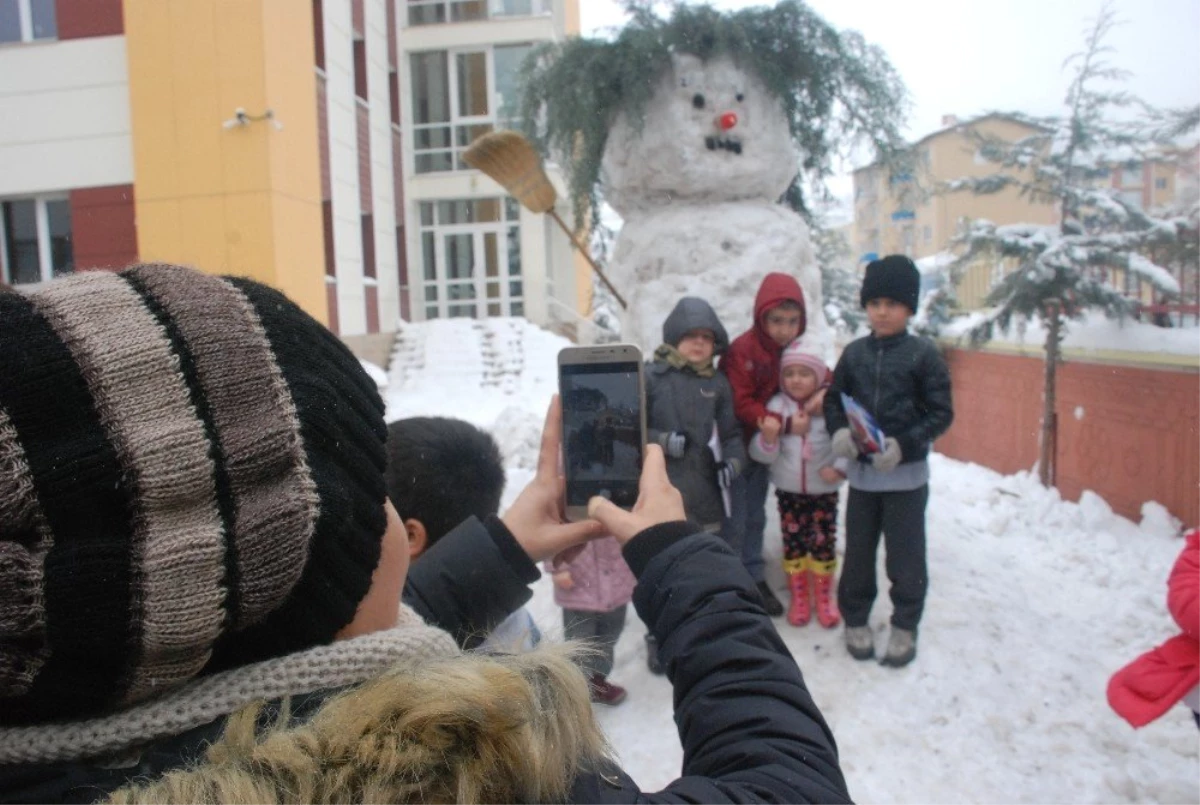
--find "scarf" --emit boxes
[0,605,459,765]
[655,343,715,378]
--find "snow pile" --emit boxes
[384,317,570,428]
[942,309,1200,357]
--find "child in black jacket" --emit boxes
[825,254,954,667]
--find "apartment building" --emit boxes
[397,0,588,330]
[852,114,1198,313]
[852,114,1059,309]
[1,0,586,355]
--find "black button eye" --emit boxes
[736,92,745,102]
[692,93,705,109]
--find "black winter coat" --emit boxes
[824,330,954,463]
[0,518,850,804]
[645,362,745,526]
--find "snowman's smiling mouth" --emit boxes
[704,136,743,155]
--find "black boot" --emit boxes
[756,580,785,617]
[645,633,664,675]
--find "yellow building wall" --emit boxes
[928,117,1058,248]
[563,0,580,35]
[124,0,326,323]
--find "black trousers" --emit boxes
[563,605,627,678]
[837,485,929,631]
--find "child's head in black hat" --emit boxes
[860,254,920,337]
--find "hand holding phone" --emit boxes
[558,344,647,522]
[587,444,687,545]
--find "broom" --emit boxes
[463,130,627,309]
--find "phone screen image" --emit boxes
[560,362,642,508]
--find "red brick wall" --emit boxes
[936,349,1199,527]
[55,0,122,39]
[69,184,136,270]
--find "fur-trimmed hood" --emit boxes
[106,644,609,804]
[1,644,609,804]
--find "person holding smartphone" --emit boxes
[0,264,846,802]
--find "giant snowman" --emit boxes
[599,53,828,355]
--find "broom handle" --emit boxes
[547,209,628,310]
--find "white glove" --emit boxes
[831,428,859,460]
[871,437,903,472]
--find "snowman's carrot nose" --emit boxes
[717,112,738,131]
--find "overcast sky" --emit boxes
[580,0,1200,176]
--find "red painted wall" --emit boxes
[69,184,137,270]
[55,0,123,39]
[936,349,1199,527]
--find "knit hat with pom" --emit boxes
[0,264,387,726]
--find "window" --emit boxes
[417,197,522,319]
[406,0,549,26]
[0,0,55,43]
[1,197,73,285]
[410,44,533,173]
[1155,177,1168,190]
[923,224,933,243]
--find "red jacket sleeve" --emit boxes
[1107,635,1200,727]
[722,339,770,428]
[1168,530,1199,639]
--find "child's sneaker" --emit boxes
[756,580,785,617]
[844,625,874,660]
[880,627,917,668]
[589,673,628,705]
[644,634,664,675]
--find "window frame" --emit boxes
[0,194,72,285]
[416,198,523,319]
[405,0,549,27]
[410,43,532,174]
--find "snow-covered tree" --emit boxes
[812,222,865,334]
[947,5,1190,486]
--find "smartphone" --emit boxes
[558,344,646,522]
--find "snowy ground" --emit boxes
[382,317,1199,804]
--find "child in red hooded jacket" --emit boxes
[720,272,807,616]
[1108,529,1200,729]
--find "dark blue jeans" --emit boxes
[725,460,770,582]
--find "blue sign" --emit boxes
[891,210,915,221]
[859,252,879,263]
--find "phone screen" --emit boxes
[560,362,642,508]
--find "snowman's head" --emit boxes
[601,53,795,216]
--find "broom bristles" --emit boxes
[463,130,558,214]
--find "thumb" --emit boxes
[588,496,639,543]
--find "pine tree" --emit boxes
[948,4,1189,487]
[811,221,865,334]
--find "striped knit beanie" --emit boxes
[0,264,387,726]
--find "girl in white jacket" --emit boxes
[749,340,848,628]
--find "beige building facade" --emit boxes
[852,114,1059,310]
